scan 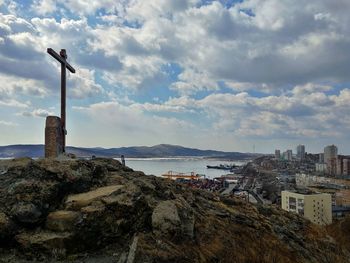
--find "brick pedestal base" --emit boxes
[45,116,63,158]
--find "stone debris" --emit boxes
[65,185,124,209]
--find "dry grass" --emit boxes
[326,215,350,251]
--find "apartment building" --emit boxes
[281,190,332,225]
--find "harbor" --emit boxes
[154,160,263,204]
[125,158,248,179]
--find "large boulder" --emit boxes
[152,200,181,237]
[152,199,194,240]
[65,185,124,210]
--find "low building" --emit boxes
[296,173,330,187]
[281,190,332,225]
[319,153,324,163]
[344,159,350,175]
[336,155,350,176]
[332,206,350,219]
[315,163,327,173]
[327,158,337,176]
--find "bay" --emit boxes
[0,157,248,179]
[123,157,248,179]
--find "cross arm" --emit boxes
[47,48,76,73]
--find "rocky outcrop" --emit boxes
[0,158,349,263]
[152,198,194,240]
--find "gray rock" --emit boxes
[152,200,181,237]
[126,235,139,263]
[15,231,73,256]
[46,210,82,232]
[0,212,16,241]
[152,199,194,239]
[10,202,42,225]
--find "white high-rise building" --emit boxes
[296,145,305,161]
[275,149,281,160]
[283,150,293,161]
[324,145,338,161]
[324,145,338,175]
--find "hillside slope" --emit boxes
[0,144,256,159]
[0,158,348,263]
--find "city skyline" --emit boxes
[1,1,350,154]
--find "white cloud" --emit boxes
[79,0,350,95]
[0,120,18,126]
[58,0,119,15]
[0,74,47,98]
[1,0,350,151]
[68,68,102,99]
[127,84,350,140]
[73,100,195,146]
[3,0,349,96]
[31,17,90,48]
[20,108,54,118]
[0,99,28,108]
[0,13,102,100]
[31,0,57,15]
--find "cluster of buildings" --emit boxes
[316,145,350,176]
[275,144,306,162]
[271,144,350,225]
[275,144,350,177]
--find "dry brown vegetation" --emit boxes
[327,215,350,251]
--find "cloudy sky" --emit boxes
[0,0,350,154]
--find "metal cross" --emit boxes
[47,48,76,152]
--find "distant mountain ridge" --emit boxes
[0,144,257,159]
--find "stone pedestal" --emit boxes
[45,116,63,158]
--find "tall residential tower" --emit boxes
[324,145,338,175]
[297,145,305,161]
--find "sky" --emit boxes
[0,0,350,154]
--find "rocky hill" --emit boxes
[0,158,349,263]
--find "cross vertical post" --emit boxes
[60,49,67,151]
[47,48,75,153]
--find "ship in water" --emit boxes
[206,164,239,171]
[161,171,205,180]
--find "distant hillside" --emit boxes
[0,144,258,159]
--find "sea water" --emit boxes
[124,158,248,179]
[0,157,248,179]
